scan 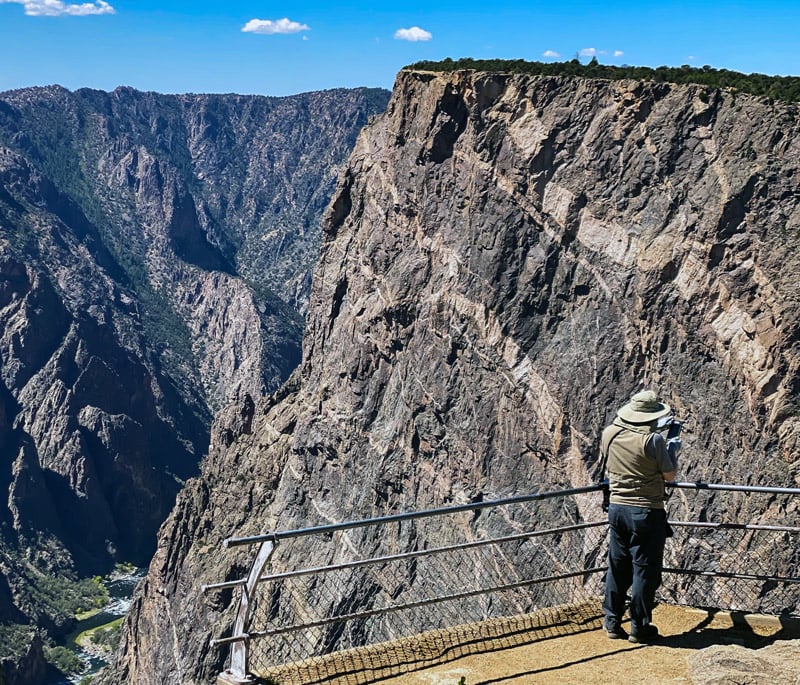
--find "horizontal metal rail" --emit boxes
[260,520,606,582]
[663,567,800,585]
[223,484,603,548]
[209,563,608,648]
[203,578,247,592]
[668,521,800,533]
[247,566,607,640]
[223,482,800,549]
[669,481,800,496]
[204,519,800,593]
[205,521,607,592]
[212,633,251,647]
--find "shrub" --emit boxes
[0,623,35,659]
[45,645,83,675]
[89,619,122,651]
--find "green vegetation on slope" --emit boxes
[405,57,800,103]
[46,644,84,675]
[0,552,109,658]
[0,623,35,659]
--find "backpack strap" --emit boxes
[600,426,627,479]
[599,426,626,512]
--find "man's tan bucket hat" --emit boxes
[617,390,671,424]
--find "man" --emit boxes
[601,389,680,644]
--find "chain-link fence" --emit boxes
[659,483,800,616]
[208,482,800,685]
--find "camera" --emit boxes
[657,415,682,439]
[601,478,610,512]
[666,419,682,440]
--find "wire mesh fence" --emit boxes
[247,521,608,683]
[209,483,800,685]
[659,484,800,616]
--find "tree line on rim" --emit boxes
[407,57,800,103]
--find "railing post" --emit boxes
[217,540,275,685]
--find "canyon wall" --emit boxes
[104,69,800,683]
[0,85,389,674]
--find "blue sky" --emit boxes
[1,1,798,96]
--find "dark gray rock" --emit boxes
[105,71,800,683]
[0,633,48,685]
[0,84,389,663]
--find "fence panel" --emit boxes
[209,482,800,684]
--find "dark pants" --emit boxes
[603,503,668,631]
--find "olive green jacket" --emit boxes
[601,418,677,509]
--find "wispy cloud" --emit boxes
[0,0,115,16]
[394,26,432,42]
[542,50,561,59]
[242,17,310,35]
[579,47,625,59]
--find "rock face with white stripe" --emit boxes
[105,69,800,683]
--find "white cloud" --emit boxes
[542,50,561,58]
[613,50,624,57]
[394,26,432,42]
[241,17,310,35]
[579,48,601,57]
[0,0,115,16]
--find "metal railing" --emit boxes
[661,482,800,615]
[205,482,800,684]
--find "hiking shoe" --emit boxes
[605,624,628,640]
[628,624,659,644]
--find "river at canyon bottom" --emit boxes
[48,567,146,684]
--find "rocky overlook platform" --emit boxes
[383,605,800,685]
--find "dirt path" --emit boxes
[379,604,789,685]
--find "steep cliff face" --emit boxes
[0,85,389,664]
[105,70,800,683]
[0,633,48,685]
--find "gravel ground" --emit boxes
[379,604,791,685]
[256,602,798,685]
